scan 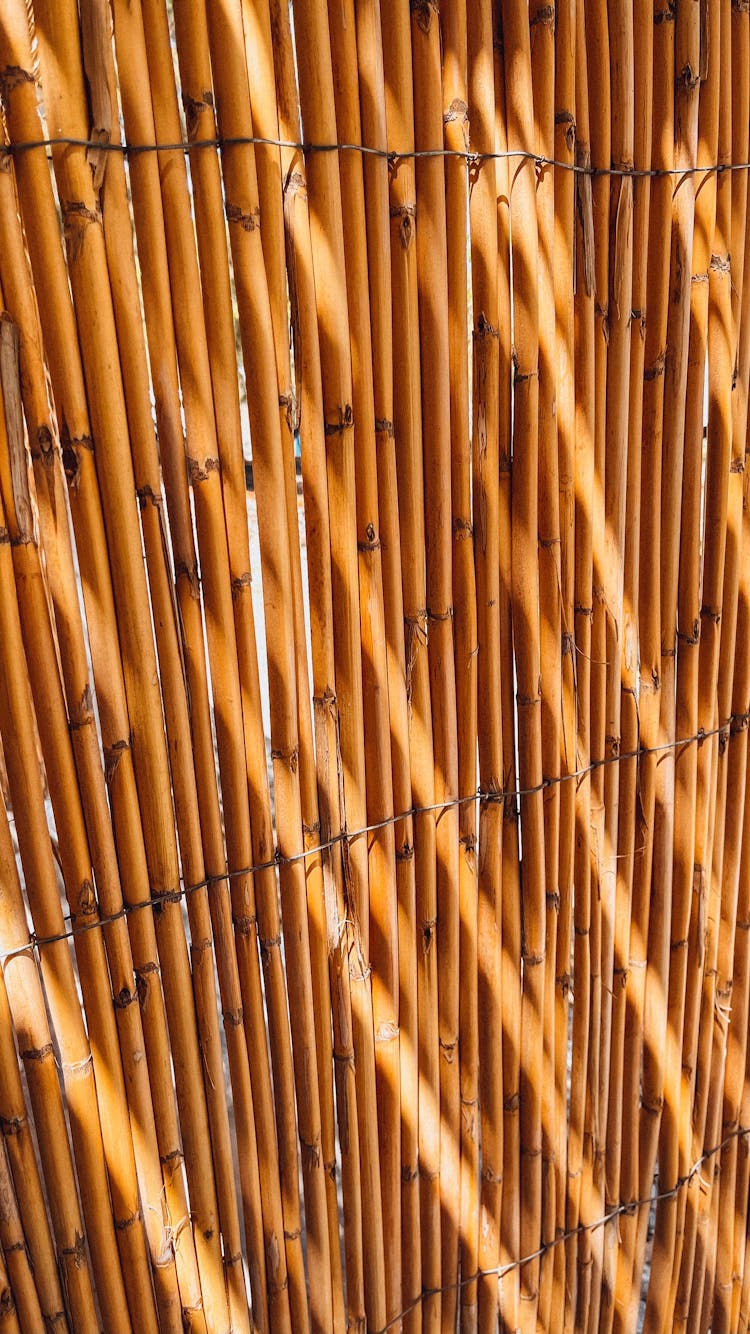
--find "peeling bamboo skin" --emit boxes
[3,0,750,1330]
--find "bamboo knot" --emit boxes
[187,455,221,484]
[427,605,453,622]
[731,711,750,734]
[691,271,709,284]
[402,1165,418,1182]
[730,453,745,473]
[410,0,439,34]
[0,528,9,546]
[284,169,306,201]
[676,64,700,93]
[700,605,721,626]
[644,351,666,381]
[114,1210,141,1232]
[482,1166,503,1184]
[514,366,539,386]
[709,252,731,275]
[61,433,95,486]
[225,202,261,232]
[555,110,577,153]
[62,200,102,260]
[439,1036,458,1062]
[324,404,354,436]
[182,90,214,140]
[605,735,621,758]
[396,843,414,861]
[546,890,560,911]
[62,1232,87,1268]
[375,417,394,437]
[422,917,437,953]
[523,952,545,968]
[299,1136,321,1170]
[453,516,473,539]
[231,571,253,599]
[504,1092,520,1113]
[222,1007,243,1028]
[530,3,556,24]
[0,1114,25,1136]
[73,879,98,920]
[0,65,34,101]
[152,888,182,912]
[270,743,299,773]
[175,559,201,599]
[357,523,381,551]
[654,0,675,21]
[474,312,499,340]
[389,202,416,249]
[20,1042,54,1063]
[159,1147,184,1168]
[733,0,750,12]
[443,98,468,127]
[113,985,138,1009]
[561,631,574,657]
[260,933,282,958]
[136,484,162,510]
[676,619,700,645]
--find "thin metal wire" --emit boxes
[1,132,748,179]
[0,716,734,966]
[372,1122,749,1333]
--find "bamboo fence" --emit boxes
[0,0,750,1331]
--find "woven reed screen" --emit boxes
[0,0,748,1331]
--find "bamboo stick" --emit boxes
[380,5,431,1325]
[439,10,479,1329]
[468,3,502,1331]
[0,1125,47,1334]
[565,1,595,1318]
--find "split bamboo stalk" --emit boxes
[266,5,366,1328]
[468,3,502,1331]
[612,2,674,1328]
[409,4,462,1326]
[439,10,479,1330]
[380,2,433,1322]
[501,0,546,1322]
[325,5,403,1322]
[489,19,521,1328]
[15,3,231,1326]
[551,0,577,1315]
[0,951,63,1332]
[529,0,562,1312]
[602,0,651,1324]
[643,7,718,1325]
[0,147,190,1334]
[630,0,700,1314]
[565,1,595,1319]
[0,312,160,1334]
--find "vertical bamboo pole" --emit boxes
[489,18,521,1327]
[468,3,502,1331]
[612,2,673,1328]
[501,0,546,1323]
[565,2,595,1318]
[643,5,718,1324]
[0,1107,48,1333]
[409,5,462,1325]
[529,0,562,1310]
[439,9,479,1329]
[380,5,431,1322]
[552,0,577,1315]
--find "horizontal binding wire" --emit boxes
[371,1122,750,1334]
[2,133,750,179]
[0,716,736,966]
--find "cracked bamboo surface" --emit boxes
[2,1,750,1331]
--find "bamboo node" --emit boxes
[474,312,499,340]
[20,1042,54,1063]
[676,619,700,645]
[375,417,394,438]
[136,483,162,510]
[61,1231,87,1268]
[0,65,34,100]
[231,571,253,599]
[61,200,102,262]
[504,1091,520,1113]
[453,516,473,539]
[324,405,354,436]
[443,99,468,128]
[732,0,750,12]
[427,605,453,622]
[113,985,137,1009]
[270,744,299,773]
[389,202,416,249]
[61,433,94,486]
[259,933,282,958]
[225,202,261,232]
[654,0,676,20]
[729,454,745,474]
[182,91,214,141]
[357,523,381,551]
[422,917,437,953]
[402,1165,418,1182]
[0,1114,25,1136]
[409,0,439,35]
[114,1210,141,1232]
[709,252,731,275]
[439,1036,458,1062]
[187,455,221,484]
[72,878,97,920]
[299,1136,321,1171]
[284,169,307,202]
[481,1166,503,1184]
[530,3,556,24]
[222,1007,243,1028]
[0,528,9,546]
[731,711,749,734]
[396,842,414,861]
[644,351,666,381]
[232,912,257,938]
[676,64,700,94]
